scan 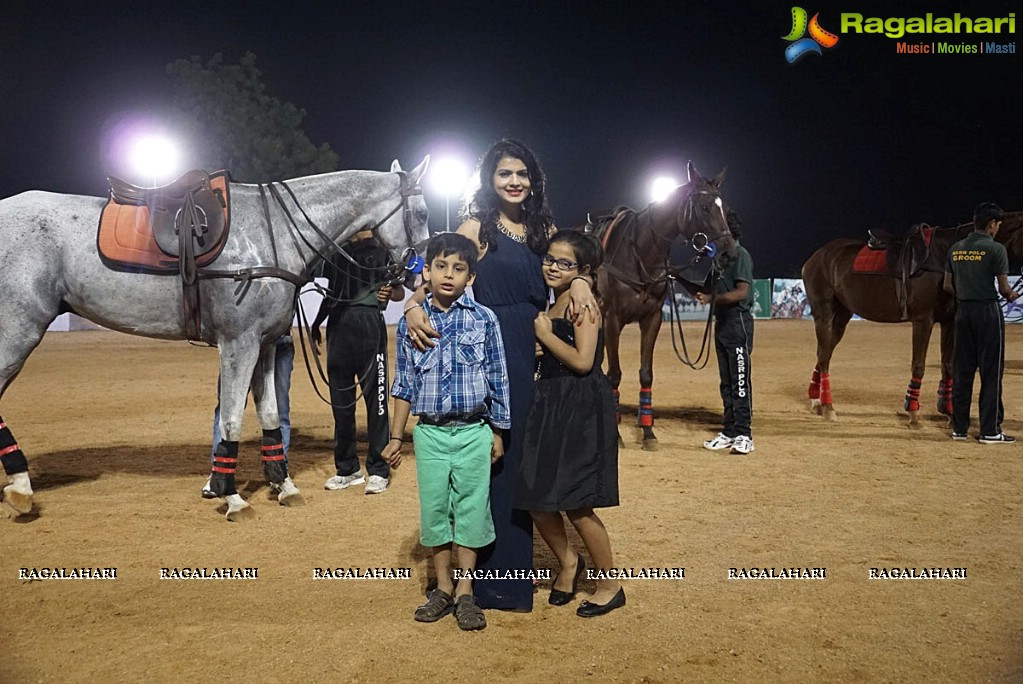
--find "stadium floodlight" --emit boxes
[428,157,470,231]
[649,176,680,203]
[129,135,179,187]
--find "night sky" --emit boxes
[1,0,1020,277]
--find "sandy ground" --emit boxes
[1,320,1022,683]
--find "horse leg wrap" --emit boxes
[808,367,821,400]
[904,377,922,413]
[937,378,953,415]
[612,387,622,425]
[210,440,239,496]
[0,418,28,475]
[261,428,287,484]
[638,388,653,428]
[819,373,833,406]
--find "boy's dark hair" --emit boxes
[549,230,604,274]
[973,202,1004,231]
[426,232,478,272]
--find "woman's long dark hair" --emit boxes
[464,138,553,255]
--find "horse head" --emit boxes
[660,162,735,269]
[374,156,430,268]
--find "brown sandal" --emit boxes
[414,589,454,622]
[454,594,486,631]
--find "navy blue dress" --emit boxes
[472,228,546,611]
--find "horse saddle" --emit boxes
[856,224,935,279]
[854,224,937,321]
[106,170,228,260]
[98,170,231,273]
[98,170,232,341]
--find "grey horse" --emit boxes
[0,158,430,520]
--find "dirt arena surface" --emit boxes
[1,320,1022,682]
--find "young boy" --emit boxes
[381,232,510,631]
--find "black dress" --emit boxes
[516,318,620,512]
[471,228,547,611]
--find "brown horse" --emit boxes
[583,162,734,449]
[802,211,1023,427]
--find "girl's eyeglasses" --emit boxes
[542,254,578,271]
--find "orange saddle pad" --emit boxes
[96,172,230,274]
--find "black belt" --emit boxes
[417,415,485,428]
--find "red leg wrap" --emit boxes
[808,368,821,400]
[638,388,653,428]
[937,378,953,415]
[819,374,833,405]
[905,377,922,412]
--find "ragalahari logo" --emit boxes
[783,7,839,62]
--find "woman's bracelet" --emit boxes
[403,301,418,315]
[389,436,404,443]
[571,276,590,286]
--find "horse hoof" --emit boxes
[822,407,838,422]
[907,412,922,430]
[275,478,305,507]
[617,435,626,449]
[223,495,253,522]
[3,484,33,516]
[810,398,822,415]
[641,439,659,452]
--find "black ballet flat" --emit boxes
[576,587,626,617]
[549,553,586,606]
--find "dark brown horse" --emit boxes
[583,163,734,449]
[802,211,1023,427]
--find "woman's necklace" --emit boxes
[495,219,526,244]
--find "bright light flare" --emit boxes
[649,176,680,203]
[130,135,179,185]
[428,157,470,198]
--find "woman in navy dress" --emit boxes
[405,139,596,610]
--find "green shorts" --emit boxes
[413,421,495,549]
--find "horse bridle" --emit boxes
[605,184,730,292]
[676,186,731,255]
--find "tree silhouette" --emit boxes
[167,52,338,182]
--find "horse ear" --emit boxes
[408,155,431,184]
[687,161,703,183]
[390,160,403,173]
[711,168,727,188]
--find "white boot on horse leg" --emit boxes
[271,477,304,506]
[3,472,34,516]
[223,494,254,522]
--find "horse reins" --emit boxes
[199,171,423,409]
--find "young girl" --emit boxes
[515,231,624,617]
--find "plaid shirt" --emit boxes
[392,293,511,429]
